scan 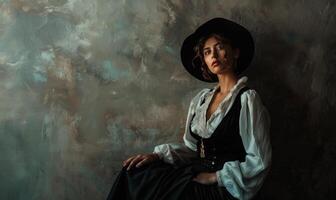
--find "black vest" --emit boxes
[189,86,250,171]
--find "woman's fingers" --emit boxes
[192,174,200,182]
[123,156,136,167]
[122,153,159,170]
[127,155,143,170]
[191,172,217,185]
[192,175,205,184]
[135,158,149,168]
[123,155,141,167]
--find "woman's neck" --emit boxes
[216,72,238,94]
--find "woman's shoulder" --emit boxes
[240,88,267,109]
[196,87,212,96]
[241,87,258,97]
[194,87,212,98]
[189,87,211,106]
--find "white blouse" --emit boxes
[153,76,272,200]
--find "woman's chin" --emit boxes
[212,68,233,75]
[212,66,226,73]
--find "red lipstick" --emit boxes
[212,61,220,66]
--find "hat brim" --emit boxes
[180,17,255,82]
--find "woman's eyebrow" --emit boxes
[203,42,222,50]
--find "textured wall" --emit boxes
[0,0,335,199]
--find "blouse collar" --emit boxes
[205,76,248,99]
[191,76,249,138]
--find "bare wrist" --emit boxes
[211,172,218,183]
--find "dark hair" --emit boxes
[192,33,239,81]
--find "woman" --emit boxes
[107,17,272,200]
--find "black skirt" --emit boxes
[106,160,237,200]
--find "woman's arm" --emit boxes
[153,89,209,165]
[124,89,207,170]
[216,89,272,200]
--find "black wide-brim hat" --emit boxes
[180,17,255,82]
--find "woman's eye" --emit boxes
[204,51,210,55]
[217,44,224,50]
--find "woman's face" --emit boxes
[202,36,240,75]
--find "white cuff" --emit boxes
[216,170,224,186]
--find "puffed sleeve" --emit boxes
[215,89,272,200]
[153,89,208,165]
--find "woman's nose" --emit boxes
[212,50,218,58]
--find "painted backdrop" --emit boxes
[1,0,335,199]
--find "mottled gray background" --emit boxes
[0,0,335,199]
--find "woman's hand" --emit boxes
[123,153,160,171]
[193,172,218,185]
